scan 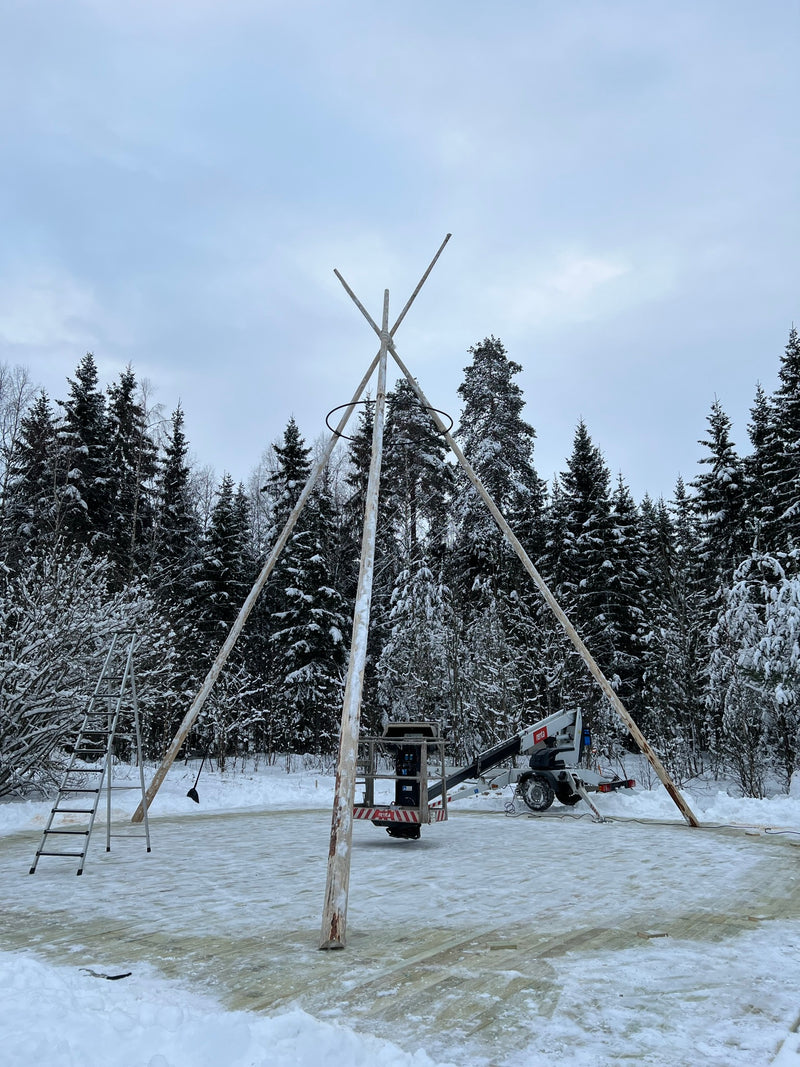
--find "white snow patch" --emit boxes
[0,952,453,1067]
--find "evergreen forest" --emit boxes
[2,329,800,800]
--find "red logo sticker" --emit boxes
[533,728,548,744]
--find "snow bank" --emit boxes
[0,952,454,1067]
[3,758,800,838]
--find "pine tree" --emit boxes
[691,397,747,596]
[444,338,547,747]
[708,555,774,797]
[377,557,452,726]
[196,473,253,646]
[150,405,201,603]
[544,420,620,744]
[606,475,645,716]
[269,416,311,526]
[56,353,112,553]
[1,391,60,557]
[763,326,800,555]
[669,476,709,766]
[265,420,347,752]
[743,383,776,548]
[452,336,544,599]
[382,378,452,563]
[105,366,157,586]
[757,552,800,789]
[638,491,704,778]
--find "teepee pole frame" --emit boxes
[132,236,451,824]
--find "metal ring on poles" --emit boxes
[325,401,373,441]
[325,400,454,442]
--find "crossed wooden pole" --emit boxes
[132,235,699,953]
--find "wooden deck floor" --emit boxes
[2,808,799,1063]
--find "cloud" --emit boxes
[479,251,634,333]
[0,270,106,351]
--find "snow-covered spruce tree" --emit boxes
[761,327,800,557]
[376,556,453,729]
[139,404,206,756]
[448,593,532,762]
[0,391,61,560]
[105,367,158,588]
[669,477,709,761]
[755,553,800,790]
[448,337,546,746]
[606,475,646,717]
[638,492,703,780]
[55,353,112,554]
[196,473,255,646]
[185,474,260,762]
[149,405,202,602]
[264,420,347,754]
[372,380,458,729]
[708,555,776,797]
[742,383,776,550]
[451,336,544,598]
[0,549,174,797]
[544,420,625,752]
[382,378,452,565]
[691,399,749,755]
[691,398,747,601]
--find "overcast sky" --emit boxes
[1,0,797,502]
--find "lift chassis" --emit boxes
[428,708,635,821]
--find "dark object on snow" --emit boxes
[187,741,212,803]
[81,968,132,980]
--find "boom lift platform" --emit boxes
[356,710,635,836]
[354,722,449,840]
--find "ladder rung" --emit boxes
[45,828,90,835]
[66,768,105,774]
[36,850,85,858]
[53,807,95,814]
[61,788,101,793]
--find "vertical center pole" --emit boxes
[320,289,391,950]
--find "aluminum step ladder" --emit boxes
[29,632,151,875]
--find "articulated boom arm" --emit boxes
[428,708,582,802]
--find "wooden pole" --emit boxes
[130,236,452,824]
[320,290,391,949]
[333,279,700,829]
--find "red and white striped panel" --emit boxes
[353,806,448,823]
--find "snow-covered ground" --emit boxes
[2,760,800,1066]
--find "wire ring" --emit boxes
[325,400,454,442]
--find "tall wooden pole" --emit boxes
[320,290,391,949]
[131,236,451,824]
[333,276,700,830]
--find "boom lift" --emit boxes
[355,709,635,836]
[431,708,634,819]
